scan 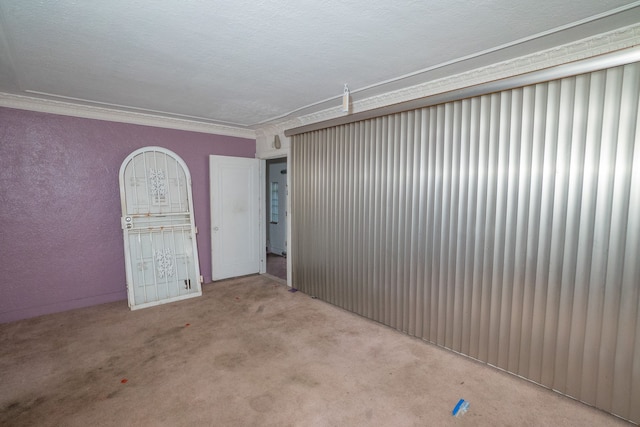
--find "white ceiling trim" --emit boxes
[0,92,257,139]
[286,46,640,137]
[256,3,640,127]
[348,1,640,97]
[24,89,251,129]
[270,23,640,134]
[3,21,638,143]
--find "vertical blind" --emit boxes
[291,61,640,423]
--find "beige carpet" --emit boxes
[0,275,631,426]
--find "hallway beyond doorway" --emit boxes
[266,252,286,281]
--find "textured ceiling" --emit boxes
[0,0,639,130]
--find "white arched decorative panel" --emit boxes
[119,146,202,310]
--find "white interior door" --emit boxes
[210,155,260,280]
[119,147,202,310]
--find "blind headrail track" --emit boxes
[285,45,640,137]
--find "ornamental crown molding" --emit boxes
[270,23,640,133]
[0,92,257,140]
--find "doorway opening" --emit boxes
[265,157,287,281]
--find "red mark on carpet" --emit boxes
[121,378,128,384]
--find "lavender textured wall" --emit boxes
[0,107,255,323]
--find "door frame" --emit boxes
[258,153,291,286]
